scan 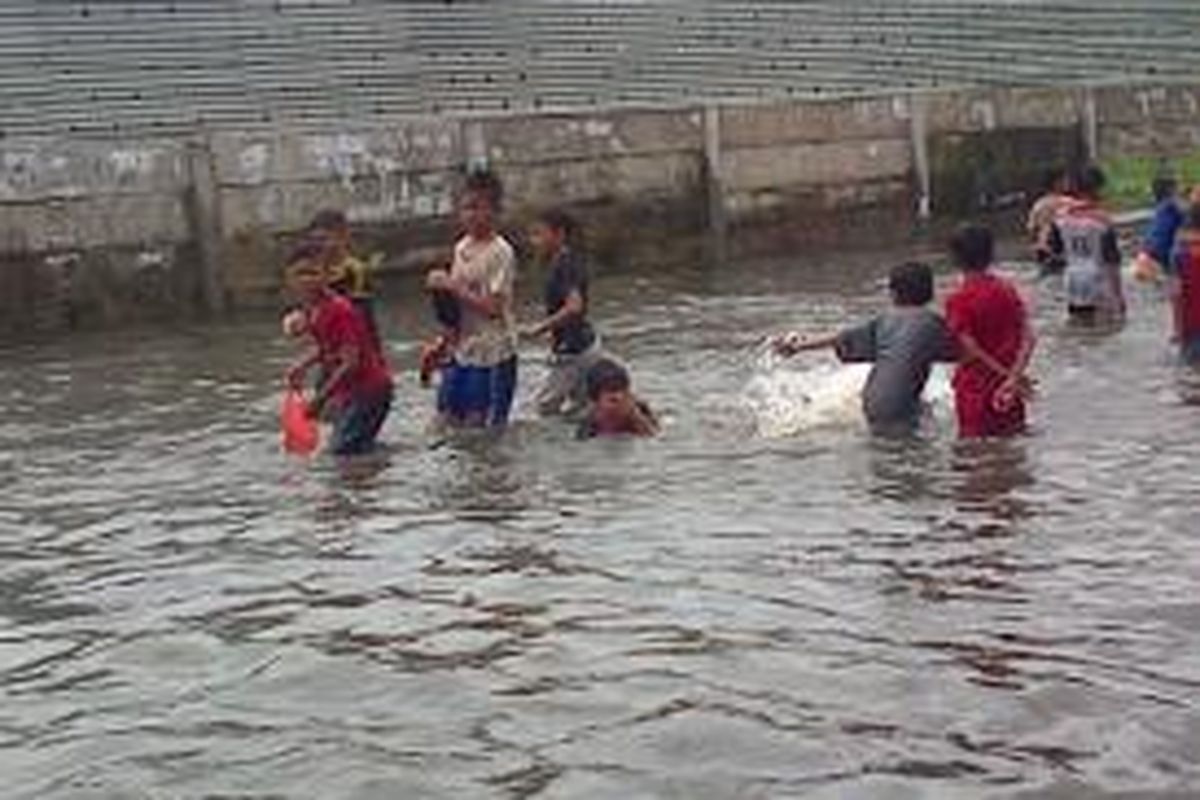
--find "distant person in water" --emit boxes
[1027,164,1074,274]
[283,243,394,455]
[523,208,601,417]
[309,209,381,349]
[773,261,958,435]
[1133,175,1184,284]
[945,224,1036,439]
[425,169,519,428]
[577,358,658,439]
[1048,164,1125,324]
[1167,202,1200,364]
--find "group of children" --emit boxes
[281,159,1199,456]
[282,169,656,456]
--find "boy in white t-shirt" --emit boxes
[425,170,519,427]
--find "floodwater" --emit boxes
[2,247,1199,800]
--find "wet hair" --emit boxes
[537,208,578,240]
[949,224,995,272]
[1040,165,1066,192]
[286,239,326,267]
[1073,164,1106,198]
[585,358,631,402]
[462,167,504,210]
[1152,175,1178,204]
[889,261,935,307]
[309,208,349,233]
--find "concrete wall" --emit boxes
[2,81,1198,336]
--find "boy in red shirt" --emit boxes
[284,244,394,455]
[945,225,1037,438]
[1168,203,1200,364]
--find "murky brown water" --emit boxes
[2,249,1199,799]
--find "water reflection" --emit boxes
[3,252,1200,798]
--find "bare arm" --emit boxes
[772,332,839,357]
[286,348,321,389]
[308,343,359,417]
[527,289,584,337]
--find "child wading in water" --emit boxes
[1168,202,1200,365]
[425,169,519,428]
[944,224,1036,439]
[283,244,394,455]
[773,261,958,435]
[576,358,658,439]
[1048,165,1125,325]
[308,209,381,349]
[523,209,601,417]
[1026,164,1074,274]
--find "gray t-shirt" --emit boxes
[836,308,957,432]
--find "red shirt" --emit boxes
[945,271,1028,395]
[1173,232,1200,339]
[309,292,391,404]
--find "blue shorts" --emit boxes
[330,384,393,456]
[437,356,518,427]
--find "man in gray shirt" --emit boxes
[773,262,958,434]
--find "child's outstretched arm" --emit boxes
[771,332,838,358]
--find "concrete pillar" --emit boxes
[1082,86,1099,162]
[184,137,227,314]
[703,104,727,259]
[909,94,932,220]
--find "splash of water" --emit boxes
[743,348,953,438]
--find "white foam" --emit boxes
[743,349,953,438]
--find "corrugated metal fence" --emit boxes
[2,1,1199,138]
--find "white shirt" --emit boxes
[450,233,517,366]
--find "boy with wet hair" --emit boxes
[1048,164,1125,324]
[309,209,381,348]
[773,261,958,435]
[1167,203,1200,364]
[576,358,658,439]
[1027,164,1073,273]
[945,224,1036,439]
[425,169,519,428]
[283,242,394,456]
[523,208,601,417]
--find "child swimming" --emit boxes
[576,358,658,439]
[772,261,957,435]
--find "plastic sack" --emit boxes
[281,389,319,455]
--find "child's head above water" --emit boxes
[529,208,577,261]
[950,224,995,274]
[1072,164,1106,200]
[308,208,351,261]
[888,261,935,307]
[283,241,329,303]
[459,168,504,240]
[1152,175,1179,204]
[586,357,632,407]
[1040,164,1069,194]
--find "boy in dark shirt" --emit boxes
[523,209,600,416]
[772,262,958,435]
[576,358,658,439]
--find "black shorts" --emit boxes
[1067,305,1098,325]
